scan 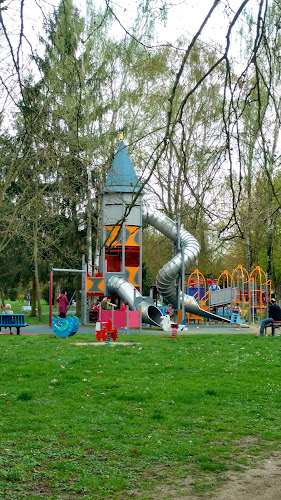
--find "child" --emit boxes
[100,297,117,310]
[4,303,13,334]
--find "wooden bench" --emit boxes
[265,321,281,336]
[0,314,29,335]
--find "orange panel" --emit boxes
[125,226,140,247]
[87,277,105,294]
[104,226,122,247]
[104,226,140,248]
[125,266,140,287]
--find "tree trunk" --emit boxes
[34,260,43,322]
[33,199,43,321]
[1,290,5,308]
[87,165,93,275]
[30,275,37,317]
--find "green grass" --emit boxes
[1,333,281,499]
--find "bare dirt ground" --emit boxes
[210,451,281,500]
[140,451,281,500]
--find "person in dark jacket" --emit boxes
[56,291,69,318]
[259,298,281,336]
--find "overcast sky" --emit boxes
[19,0,253,56]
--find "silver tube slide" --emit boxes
[142,206,230,323]
[107,275,163,327]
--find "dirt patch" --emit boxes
[127,451,281,499]
[208,451,281,500]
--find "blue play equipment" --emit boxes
[188,287,205,299]
[52,316,79,338]
[230,308,241,325]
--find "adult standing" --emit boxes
[56,291,69,318]
[259,298,281,336]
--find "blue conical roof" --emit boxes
[104,141,143,193]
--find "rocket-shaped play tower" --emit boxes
[87,136,229,326]
[101,136,143,295]
[87,135,163,326]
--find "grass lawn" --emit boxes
[1,333,281,499]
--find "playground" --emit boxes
[47,137,274,340]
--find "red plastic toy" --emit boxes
[95,319,118,342]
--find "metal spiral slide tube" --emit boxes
[143,206,230,323]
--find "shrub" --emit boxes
[18,294,25,301]
[42,284,52,305]
[9,289,18,301]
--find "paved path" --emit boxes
[0,322,261,336]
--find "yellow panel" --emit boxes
[87,277,105,294]
[125,266,140,287]
[104,225,140,247]
[125,226,140,247]
[104,226,122,247]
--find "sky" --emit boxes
[73,0,254,58]
[17,0,253,57]
[0,0,256,122]
[23,0,257,75]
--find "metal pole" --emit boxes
[49,264,53,328]
[111,305,114,326]
[251,278,255,324]
[122,220,125,274]
[140,199,143,296]
[139,305,142,334]
[126,305,129,334]
[242,278,244,321]
[52,268,86,273]
[181,243,185,324]
[250,279,252,323]
[81,255,87,325]
[177,216,181,322]
[248,281,251,324]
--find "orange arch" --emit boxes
[188,269,206,288]
[188,269,206,302]
[231,264,249,285]
[217,270,234,288]
[248,266,271,317]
